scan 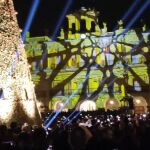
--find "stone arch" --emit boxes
[77,100,96,111]
[133,96,147,113]
[105,98,119,111]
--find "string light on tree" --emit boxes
[0,0,41,125]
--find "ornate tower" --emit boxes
[0,0,41,125]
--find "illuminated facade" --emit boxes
[25,7,150,113]
[0,0,41,125]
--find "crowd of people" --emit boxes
[0,109,150,150]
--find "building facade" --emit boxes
[25,7,150,113]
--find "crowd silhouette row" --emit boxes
[0,109,150,150]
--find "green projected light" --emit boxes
[25,8,150,114]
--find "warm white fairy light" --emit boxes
[0,100,15,123]
[79,100,96,111]
[0,0,41,124]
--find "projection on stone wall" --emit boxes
[25,8,150,112]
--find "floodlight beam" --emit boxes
[51,0,73,40]
[63,109,77,124]
[21,0,40,41]
[117,0,150,37]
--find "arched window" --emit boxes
[72,23,76,34]
[105,99,119,110]
[90,21,96,32]
[79,100,96,111]
[80,19,86,33]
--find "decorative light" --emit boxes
[89,58,93,63]
[79,100,96,111]
[0,100,14,123]
[0,0,41,125]
[135,99,141,104]
[98,32,114,49]
[0,0,5,3]
[109,100,114,105]
[80,34,86,39]
[54,101,64,111]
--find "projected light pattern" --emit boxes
[44,62,104,127]
[25,7,150,115]
[44,60,107,127]
[44,63,125,127]
[38,0,73,74]
[44,73,90,128]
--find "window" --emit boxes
[105,53,114,65]
[72,23,76,34]
[80,19,86,33]
[132,55,139,64]
[57,56,61,64]
[90,21,96,32]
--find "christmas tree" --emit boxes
[0,0,41,125]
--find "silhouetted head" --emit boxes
[69,126,86,150]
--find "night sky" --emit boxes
[13,0,150,37]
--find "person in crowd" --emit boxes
[0,109,149,150]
